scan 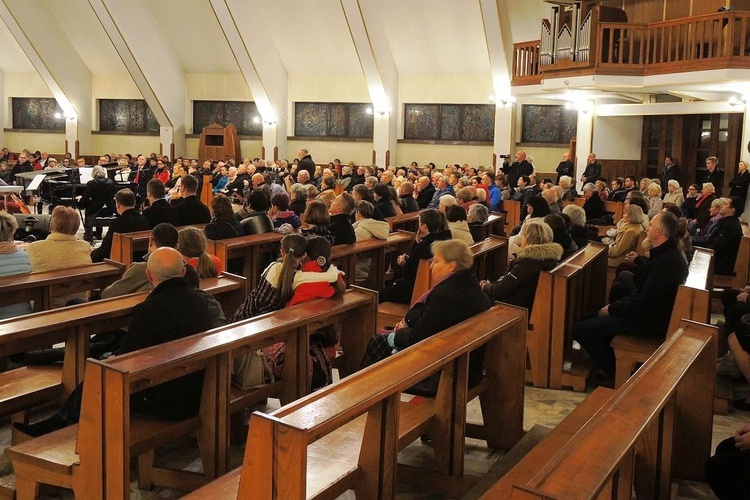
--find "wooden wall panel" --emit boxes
[599,160,644,182]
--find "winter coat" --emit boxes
[607,222,643,267]
[353,218,390,242]
[448,220,474,246]
[482,242,563,313]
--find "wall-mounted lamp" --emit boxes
[491,95,516,107]
[253,116,277,125]
[54,112,77,120]
[729,95,750,107]
[565,100,594,114]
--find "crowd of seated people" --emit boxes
[5,144,750,497]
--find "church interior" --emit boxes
[2,0,750,498]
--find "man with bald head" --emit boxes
[14,247,216,437]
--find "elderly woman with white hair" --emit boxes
[361,239,490,369]
[582,182,606,221]
[480,219,562,312]
[646,182,664,218]
[563,204,590,250]
[558,175,577,201]
[693,182,717,233]
[663,179,684,207]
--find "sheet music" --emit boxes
[79,167,94,184]
[27,174,46,191]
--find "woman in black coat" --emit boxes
[204,193,244,241]
[361,239,490,374]
[373,182,396,218]
[582,182,606,222]
[76,165,115,241]
[481,219,562,313]
[729,160,750,208]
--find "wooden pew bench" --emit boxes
[386,212,420,233]
[611,247,714,389]
[503,199,522,230]
[483,320,717,500]
[0,261,125,313]
[5,288,378,498]
[525,243,607,391]
[0,274,247,434]
[209,232,284,289]
[713,233,750,290]
[109,223,208,267]
[481,212,506,238]
[185,303,528,499]
[331,230,415,290]
[377,236,509,329]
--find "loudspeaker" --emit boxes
[13,214,51,242]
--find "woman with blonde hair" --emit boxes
[178,226,221,278]
[607,204,647,267]
[26,206,92,307]
[646,182,663,218]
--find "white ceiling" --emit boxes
[145,0,239,73]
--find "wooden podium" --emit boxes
[198,123,240,165]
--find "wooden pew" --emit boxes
[331,230,415,290]
[209,232,284,289]
[5,289,378,498]
[525,243,607,391]
[386,212,420,233]
[109,223,208,267]
[0,274,247,428]
[0,261,125,313]
[483,320,717,500]
[611,247,713,389]
[481,212,506,238]
[713,234,750,290]
[503,199,522,230]
[184,303,528,499]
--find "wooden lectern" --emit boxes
[198,123,240,165]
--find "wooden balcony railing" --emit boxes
[512,11,750,85]
[512,40,542,85]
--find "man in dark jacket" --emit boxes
[555,152,575,184]
[173,174,211,226]
[704,156,724,196]
[379,209,451,304]
[14,247,216,437]
[76,165,116,241]
[91,188,151,262]
[239,189,274,235]
[416,176,436,209]
[573,212,688,378]
[327,193,356,245]
[143,179,179,228]
[580,153,602,186]
[10,152,33,183]
[660,156,681,194]
[349,165,366,192]
[296,148,316,181]
[504,150,533,190]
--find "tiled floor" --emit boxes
[1,383,747,499]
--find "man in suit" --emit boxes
[143,179,179,228]
[327,193,356,245]
[76,165,116,241]
[173,174,211,226]
[128,154,153,207]
[91,188,151,262]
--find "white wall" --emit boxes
[592,115,643,160]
